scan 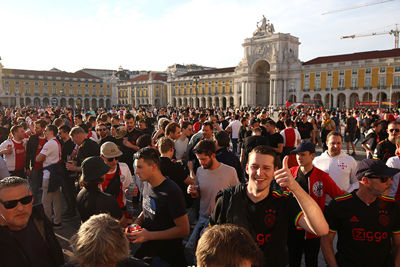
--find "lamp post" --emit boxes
[193,76,199,108]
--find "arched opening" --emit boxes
[25,98,31,106]
[106,99,111,108]
[189,98,193,107]
[214,97,220,107]
[207,97,212,107]
[314,94,322,101]
[98,99,104,107]
[238,96,242,106]
[201,97,206,107]
[229,97,234,107]
[222,97,227,109]
[195,98,200,107]
[288,94,296,103]
[172,98,177,106]
[43,98,49,106]
[183,98,188,106]
[91,99,97,108]
[363,92,373,101]
[20,98,25,106]
[84,99,90,109]
[325,93,334,108]
[155,98,160,107]
[303,94,311,103]
[377,92,387,102]
[60,98,66,107]
[68,98,74,107]
[178,98,182,106]
[392,92,400,103]
[76,98,82,108]
[349,93,359,108]
[337,93,346,109]
[252,60,270,106]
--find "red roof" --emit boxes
[303,48,400,65]
[180,67,236,77]
[3,68,100,80]
[127,73,167,82]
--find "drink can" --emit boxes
[127,224,141,233]
[128,183,136,194]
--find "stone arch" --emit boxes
[84,98,90,109]
[183,98,188,106]
[155,98,160,107]
[214,96,220,107]
[207,96,212,107]
[229,96,234,107]
[377,92,387,102]
[363,92,373,101]
[178,98,182,106]
[106,99,111,108]
[392,92,400,103]
[25,98,31,106]
[337,93,346,109]
[99,99,104,107]
[325,93,334,108]
[189,98,193,107]
[200,97,205,107]
[288,94,296,103]
[222,97,227,109]
[91,99,97,108]
[314,93,322,101]
[60,98,66,107]
[76,98,82,107]
[43,98,49,106]
[303,94,311,103]
[195,97,200,108]
[349,93,359,108]
[68,98,74,107]
[251,59,270,106]
[172,98,177,106]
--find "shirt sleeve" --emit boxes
[40,141,55,157]
[120,163,133,190]
[0,139,11,151]
[348,158,359,192]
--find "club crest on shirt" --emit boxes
[338,162,347,170]
[312,181,323,197]
[264,209,276,228]
[378,210,390,226]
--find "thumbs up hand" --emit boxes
[274,156,295,189]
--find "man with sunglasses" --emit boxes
[0,176,64,266]
[321,159,400,267]
[373,121,400,163]
[96,123,116,147]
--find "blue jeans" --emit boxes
[231,138,238,155]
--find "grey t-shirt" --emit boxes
[196,163,239,217]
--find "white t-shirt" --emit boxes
[227,120,241,139]
[0,139,26,172]
[386,156,400,197]
[313,151,358,205]
[280,127,302,147]
[40,138,61,179]
[175,137,189,160]
[105,162,134,205]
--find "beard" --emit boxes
[202,160,213,169]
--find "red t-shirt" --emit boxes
[33,137,47,171]
[101,168,124,209]
[12,139,25,171]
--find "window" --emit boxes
[365,77,371,87]
[316,72,320,77]
[339,78,345,88]
[84,84,89,95]
[327,71,332,77]
[327,79,332,89]
[52,83,57,95]
[366,68,371,74]
[34,82,39,94]
[304,73,309,78]
[229,85,233,93]
[4,81,10,94]
[395,66,400,72]
[24,82,30,94]
[315,79,321,89]
[289,82,295,91]
[379,77,386,88]
[304,80,310,90]
[352,69,358,75]
[380,67,386,73]
[351,78,357,88]
[394,76,400,87]
[339,70,344,75]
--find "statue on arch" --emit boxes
[253,15,275,37]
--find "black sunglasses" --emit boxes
[106,157,119,162]
[389,129,400,133]
[0,195,33,209]
[97,128,107,132]
[366,176,391,183]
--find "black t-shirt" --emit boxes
[76,188,122,222]
[99,135,118,147]
[211,184,301,267]
[295,167,313,194]
[325,192,400,267]
[296,121,313,139]
[373,139,396,162]
[346,117,358,133]
[77,138,100,167]
[138,178,187,266]
[362,131,379,159]
[159,157,189,198]
[267,132,284,149]
[60,138,75,162]
[11,217,53,267]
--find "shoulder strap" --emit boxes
[104,164,121,198]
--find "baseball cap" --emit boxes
[101,142,123,158]
[81,156,110,182]
[355,159,400,181]
[290,141,315,154]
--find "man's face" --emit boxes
[327,135,342,157]
[96,126,108,138]
[34,124,45,135]
[184,125,193,137]
[71,133,85,146]
[0,185,33,231]
[365,177,393,196]
[44,127,53,140]
[134,158,153,181]
[387,124,400,140]
[202,125,213,139]
[170,127,181,140]
[139,122,147,130]
[103,156,118,169]
[125,118,135,131]
[296,151,315,167]
[302,115,308,122]
[58,129,68,140]
[14,128,25,141]
[246,153,276,193]
[74,117,82,125]
[196,153,214,169]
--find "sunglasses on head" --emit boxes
[0,195,33,209]
[389,129,400,133]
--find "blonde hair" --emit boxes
[70,213,129,267]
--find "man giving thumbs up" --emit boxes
[210,145,328,267]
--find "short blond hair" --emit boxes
[70,213,129,267]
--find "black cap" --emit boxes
[290,141,316,154]
[355,159,400,181]
[81,156,110,182]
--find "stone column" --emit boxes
[247,80,257,107]
[269,79,274,107]
[241,81,246,106]
[273,79,278,107]
[283,79,287,106]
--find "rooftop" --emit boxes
[179,67,236,77]
[3,68,100,80]
[303,48,400,65]
[127,72,167,82]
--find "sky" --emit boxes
[0,0,399,72]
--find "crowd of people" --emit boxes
[0,104,400,266]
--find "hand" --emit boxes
[125,227,150,243]
[274,156,295,189]
[187,184,199,195]
[66,162,77,171]
[3,148,12,155]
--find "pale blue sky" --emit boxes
[0,0,399,72]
